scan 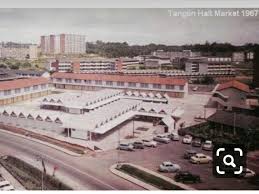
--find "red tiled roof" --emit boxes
[0,77,49,91]
[217,80,250,93]
[51,72,187,85]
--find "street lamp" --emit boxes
[36,155,46,190]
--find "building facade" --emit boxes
[51,72,188,98]
[0,43,38,60]
[185,57,233,74]
[49,59,115,72]
[40,34,86,54]
[0,77,50,105]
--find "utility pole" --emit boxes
[36,155,46,190]
[203,106,206,119]
[132,117,135,137]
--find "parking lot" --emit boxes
[104,136,259,190]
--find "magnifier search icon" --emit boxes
[223,154,236,168]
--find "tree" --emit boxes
[202,76,215,85]
[9,64,19,69]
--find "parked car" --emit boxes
[0,181,14,191]
[169,133,180,141]
[0,181,10,189]
[238,168,256,178]
[175,171,201,183]
[192,86,198,91]
[190,153,212,164]
[153,135,170,144]
[142,139,157,147]
[117,143,134,151]
[1,185,14,191]
[183,149,197,160]
[248,174,259,185]
[182,135,192,144]
[202,140,213,151]
[159,161,181,173]
[133,141,144,149]
[192,138,202,147]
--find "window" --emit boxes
[140,83,148,88]
[75,79,81,83]
[106,81,113,86]
[15,88,21,94]
[117,82,125,87]
[179,85,184,90]
[66,79,72,83]
[4,90,11,96]
[41,84,46,89]
[84,80,92,84]
[166,85,175,90]
[56,78,62,82]
[24,87,30,92]
[128,82,136,87]
[95,80,102,85]
[33,85,39,90]
[153,84,161,89]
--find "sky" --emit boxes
[0,8,259,45]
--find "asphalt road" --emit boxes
[0,131,142,190]
[1,130,259,190]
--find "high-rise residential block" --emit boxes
[40,34,86,55]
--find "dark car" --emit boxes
[248,174,259,185]
[133,141,145,149]
[191,138,202,147]
[183,149,197,160]
[174,171,201,183]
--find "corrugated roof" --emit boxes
[52,72,187,85]
[0,77,49,91]
[217,80,250,93]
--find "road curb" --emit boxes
[0,129,83,157]
[110,163,195,190]
[110,164,158,190]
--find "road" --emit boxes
[1,130,259,190]
[0,131,142,190]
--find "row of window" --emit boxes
[3,84,47,96]
[58,78,184,90]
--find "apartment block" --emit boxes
[185,57,233,74]
[40,34,86,54]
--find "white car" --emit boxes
[202,140,213,151]
[170,133,180,141]
[240,168,256,178]
[142,139,157,147]
[159,161,181,173]
[0,181,14,191]
[1,185,15,191]
[153,135,170,144]
[117,143,134,151]
[190,153,212,164]
[182,135,192,144]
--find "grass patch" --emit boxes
[118,164,183,190]
[0,156,72,190]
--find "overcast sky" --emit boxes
[0,8,259,45]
